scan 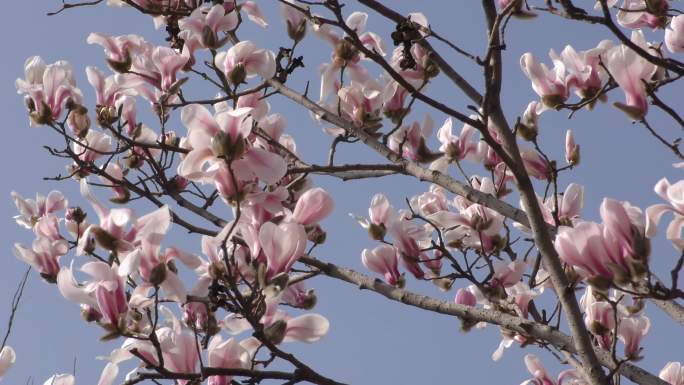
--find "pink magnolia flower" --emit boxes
[86,33,146,72]
[70,129,112,171]
[361,245,403,287]
[259,222,308,278]
[292,188,335,226]
[506,282,538,318]
[77,179,136,255]
[386,213,429,279]
[336,80,384,131]
[565,129,580,166]
[85,66,140,133]
[520,52,568,108]
[551,41,613,100]
[216,41,276,85]
[179,4,238,56]
[520,148,550,180]
[0,346,16,380]
[382,80,410,122]
[281,0,308,42]
[178,103,287,185]
[223,0,268,28]
[410,185,449,217]
[537,183,584,227]
[429,177,505,252]
[666,15,684,54]
[660,362,684,385]
[436,117,480,163]
[281,313,330,343]
[580,287,616,349]
[207,336,248,385]
[492,260,527,289]
[14,237,68,283]
[281,280,317,309]
[351,193,396,241]
[618,314,650,358]
[16,57,82,125]
[150,46,189,92]
[315,12,384,100]
[120,205,201,303]
[454,287,477,306]
[521,354,555,385]
[604,30,657,120]
[57,262,128,326]
[555,198,648,282]
[11,190,67,229]
[646,177,684,249]
[388,114,439,163]
[605,0,668,30]
[157,314,199,380]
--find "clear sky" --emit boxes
[0,1,682,384]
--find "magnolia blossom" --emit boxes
[85,66,140,133]
[281,0,308,42]
[259,222,307,278]
[57,262,128,326]
[520,52,567,108]
[315,12,385,100]
[618,314,650,358]
[388,115,439,163]
[429,177,505,253]
[119,205,201,303]
[600,0,668,29]
[178,103,286,185]
[77,179,136,255]
[454,288,477,306]
[179,4,238,57]
[11,190,67,229]
[520,148,550,180]
[207,336,248,385]
[16,57,82,125]
[292,187,335,226]
[660,362,684,385]
[216,41,276,85]
[555,198,648,284]
[550,41,612,100]
[646,177,684,249]
[361,245,403,287]
[666,15,684,53]
[87,33,145,72]
[14,237,68,283]
[0,346,15,380]
[435,117,480,163]
[520,354,584,385]
[565,129,580,166]
[604,31,657,120]
[335,80,384,133]
[351,193,395,240]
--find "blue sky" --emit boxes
[0,1,682,384]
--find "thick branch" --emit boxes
[299,256,667,385]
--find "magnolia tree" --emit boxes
[3,0,684,384]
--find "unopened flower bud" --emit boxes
[287,20,307,42]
